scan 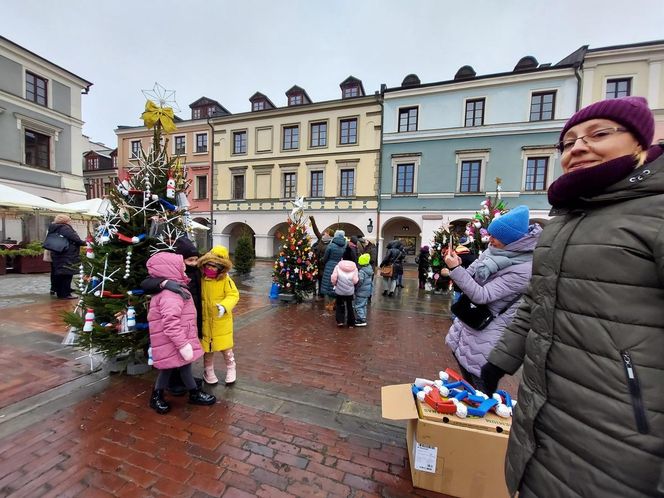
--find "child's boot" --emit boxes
[223,349,237,385]
[188,389,216,406]
[203,353,218,385]
[149,389,170,414]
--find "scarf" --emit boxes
[472,247,533,283]
[547,154,637,208]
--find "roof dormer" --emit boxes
[189,97,230,119]
[285,85,312,106]
[249,92,276,111]
[339,76,365,99]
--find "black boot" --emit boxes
[149,389,170,414]
[189,389,216,406]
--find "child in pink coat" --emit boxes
[331,255,359,328]
[146,252,216,414]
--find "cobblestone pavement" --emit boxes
[0,262,519,497]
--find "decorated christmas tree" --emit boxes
[64,84,194,364]
[272,197,317,302]
[427,224,453,292]
[465,177,509,253]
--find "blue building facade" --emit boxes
[379,58,580,260]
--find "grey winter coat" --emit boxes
[355,265,374,298]
[489,147,664,498]
[446,225,540,376]
[321,233,347,297]
[48,222,85,276]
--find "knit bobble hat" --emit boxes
[487,205,530,245]
[358,253,371,266]
[174,237,199,259]
[559,96,654,150]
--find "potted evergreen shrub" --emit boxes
[6,241,51,273]
[234,231,255,275]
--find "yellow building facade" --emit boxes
[210,79,381,258]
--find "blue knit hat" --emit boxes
[487,205,530,245]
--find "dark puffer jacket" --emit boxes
[321,233,347,297]
[48,222,85,275]
[489,147,664,498]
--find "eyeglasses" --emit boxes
[557,127,627,153]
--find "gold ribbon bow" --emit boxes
[141,100,177,133]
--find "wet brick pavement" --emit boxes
[0,262,519,497]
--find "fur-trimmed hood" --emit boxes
[197,245,233,279]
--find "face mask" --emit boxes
[203,267,219,279]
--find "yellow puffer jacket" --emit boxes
[198,246,240,352]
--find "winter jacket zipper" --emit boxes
[620,350,649,434]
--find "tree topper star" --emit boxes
[141,82,180,112]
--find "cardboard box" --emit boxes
[382,384,509,498]
[417,398,512,434]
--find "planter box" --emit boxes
[0,256,5,275]
[278,293,296,303]
[13,255,50,274]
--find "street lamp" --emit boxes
[367,218,374,234]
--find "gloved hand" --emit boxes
[163,280,191,300]
[216,304,225,318]
[480,362,506,395]
[179,343,193,361]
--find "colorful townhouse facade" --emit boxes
[379,52,582,260]
[115,97,227,251]
[0,35,92,241]
[209,77,381,258]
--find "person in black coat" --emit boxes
[415,246,430,289]
[141,237,203,395]
[47,214,85,299]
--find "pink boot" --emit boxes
[203,353,218,385]
[223,349,236,385]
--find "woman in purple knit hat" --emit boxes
[482,96,663,497]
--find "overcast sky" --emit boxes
[3,0,664,147]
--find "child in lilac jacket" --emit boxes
[146,252,215,414]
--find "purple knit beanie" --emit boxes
[559,97,654,150]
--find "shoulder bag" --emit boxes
[451,293,522,331]
[379,265,394,278]
[43,232,70,253]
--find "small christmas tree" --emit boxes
[234,230,255,274]
[466,177,509,253]
[272,197,317,302]
[427,225,453,292]
[64,84,194,366]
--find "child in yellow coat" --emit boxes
[197,246,240,385]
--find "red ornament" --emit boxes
[290,245,295,250]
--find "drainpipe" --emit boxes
[377,85,386,258]
[207,115,214,249]
[574,63,583,111]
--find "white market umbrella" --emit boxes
[60,198,111,217]
[0,183,80,213]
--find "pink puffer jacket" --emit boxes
[146,252,203,369]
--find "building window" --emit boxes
[232,174,245,200]
[530,91,555,121]
[195,175,208,200]
[525,157,548,191]
[207,106,215,117]
[342,85,360,98]
[283,172,297,198]
[86,157,99,171]
[289,94,303,106]
[339,118,358,145]
[26,72,47,106]
[131,140,141,159]
[252,100,265,111]
[310,171,324,197]
[174,136,186,155]
[606,78,632,99]
[465,98,485,127]
[24,130,50,168]
[310,122,327,147]
[398,107,418,132]
[282,126,299,150]
[460,160,481,193]
[192,108,201,119]
[340,169,355,197]
[196,133,208,153]
[395,163,415,194]
[233,131,247,154]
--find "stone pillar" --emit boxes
[254,234,274,259]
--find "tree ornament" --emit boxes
[85,236,95,259]
[166,172,176,199]
[83,309,95,332]
[126,305,136,331]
